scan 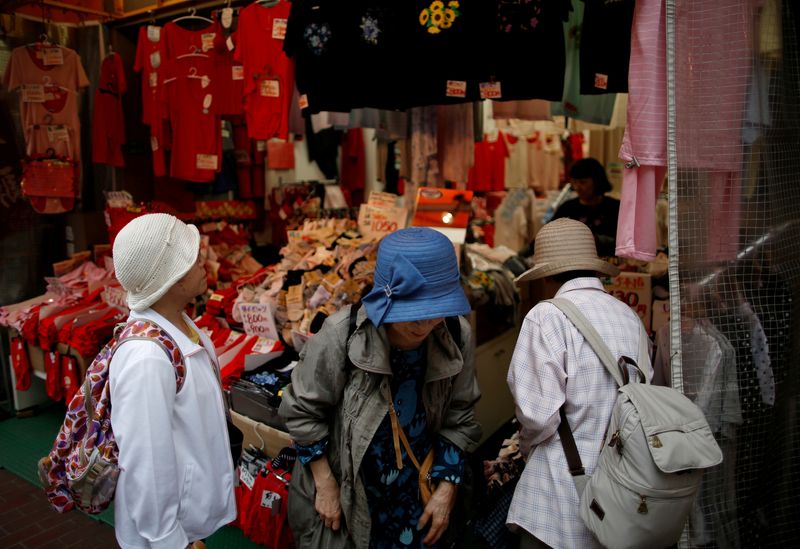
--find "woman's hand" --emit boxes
[418,480,457,546]
[310,457,342,531]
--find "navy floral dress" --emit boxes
[296,344,465,549]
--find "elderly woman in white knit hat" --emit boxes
[506,218,653,549]
[280,227,482,549]
[109,213,235,549]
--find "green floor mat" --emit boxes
[0,406,261,548]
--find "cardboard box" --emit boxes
[230,409,293,458]
[602,272,653,332]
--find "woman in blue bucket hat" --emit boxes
[280,227,482,549]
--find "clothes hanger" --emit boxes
[41,75,70,93]
[26,32,51,48]
[255,0,281,7]
[172,7,214,24]
[176,45,209,59]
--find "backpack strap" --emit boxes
[545,298,648,387]
[544,297,648,496]
[113,320,187,393]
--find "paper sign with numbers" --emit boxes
[358,204,408,239]
[237,302,279,340]
[260,79,280,97]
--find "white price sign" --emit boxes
[357,204,408,239]
[236,302,279,340]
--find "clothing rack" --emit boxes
[696,219,799,288]
[109,0,253,28]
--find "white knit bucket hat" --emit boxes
[515,218,620,283]
[112,213,201,312]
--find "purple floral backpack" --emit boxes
[37,319,186,514]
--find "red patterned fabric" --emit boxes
[11,337,31,391]
[45,350,63,401]
[61,355,81,403]
[37,320,185,514]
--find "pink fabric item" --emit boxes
[619,0,667,167]
[616,165,667,261]
[675,0,759,171]
[4,46,89,162]
[492,100,551,121]
[706,171,741,262]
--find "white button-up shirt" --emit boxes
[506,277,652,548]
[109,309,236,549]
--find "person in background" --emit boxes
[506,219,652,548]
[552,158,620,257]
[280,227,482,549]
[110,213,235,549]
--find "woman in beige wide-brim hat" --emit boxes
[515,217,620,284]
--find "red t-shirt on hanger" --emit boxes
[162,55,223,183]
[234,1,294,140]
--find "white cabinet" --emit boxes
[473,327,519,444]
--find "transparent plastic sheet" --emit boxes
[668,0,800,546]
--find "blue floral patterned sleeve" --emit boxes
[296,436,329,465]
[429,436,465,486]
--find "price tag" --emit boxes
[22,84,45,103]
[358,204,408,239]
[240,467,256,490]
[201,32,216,52]
[446,80,467,98]
[221,7,234,29]
[594,73,609,90]
[47,126,70,143]
[236,302,279,340]
[200,75,210,89]
[261,490,282,512]
[272,18,287,40]
[147,25,161,42]
[226,35,235,52]
[149,72,158,88]
[251,337,279,355]
[202,93,213,111]
[298,94,309,110]
[259,79,280,98]
[479,81,502,100]
[150,135,159,151]
[150,51,161,68]
[256,140,267,152]
[42,47,64,66]
[196,154,219,170]
[232,65,244,81]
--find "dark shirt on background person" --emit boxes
[551,157,620,257]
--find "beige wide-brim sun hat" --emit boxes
[515,218,620,283]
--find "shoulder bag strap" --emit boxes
[544,297,626,496]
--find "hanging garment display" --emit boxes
[4,44,89,159]
[551,0,616,124]
[478,0,569,102]
[92,52,127,167]
[133,25,169,176]
[616,0,667,261]
[235,1,295,140]
[162,53,223,182]
[579,0,635,95]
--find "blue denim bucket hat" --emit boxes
[362,227,470,327]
